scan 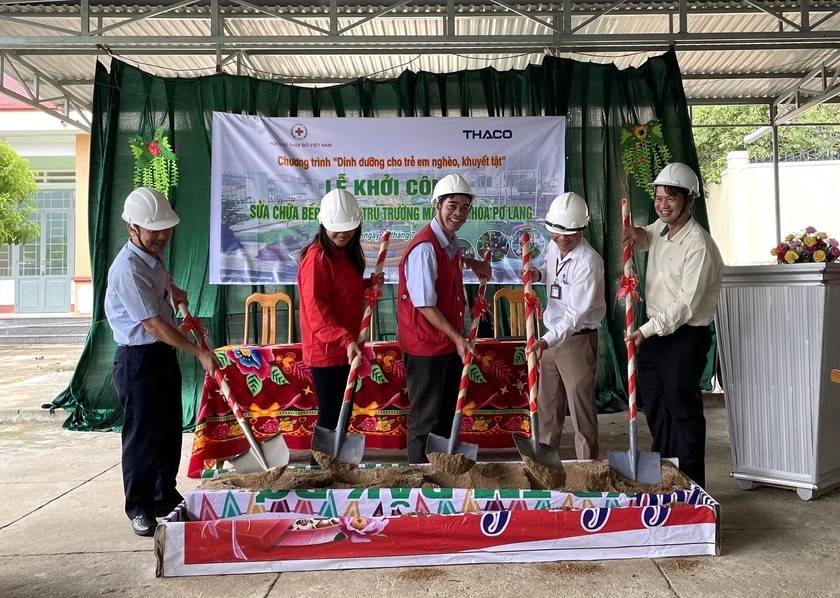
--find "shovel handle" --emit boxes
[330,230,390,438]
[356,231,390,346]
[454,251,492,414]
[521,233,539,417]
[178,304,249,425]
[178,303,271,469]
[337,232,390,414]
[621,199,639,424]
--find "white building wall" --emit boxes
[0,280,13,305]
[707,153,840,265]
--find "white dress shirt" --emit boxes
[634,217,724,339]
[537,237,606,349]
[404,218,460,308]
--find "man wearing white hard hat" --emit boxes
[621,162,724,487]
[105,187,220,537]
[525,192,606,459]
[397,174,492,464]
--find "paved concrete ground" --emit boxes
[1,343,839,597]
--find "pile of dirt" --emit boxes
[202,458,691,493]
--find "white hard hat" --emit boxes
[318,189,362,232]
[651,162,700,197]
[122,187,180,231]
[544,192,589,235]
[431,174,475,205]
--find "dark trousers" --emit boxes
[404,351,462,464]
[637,325,712,487]
[311,364,353,432]
[113,343,183,519]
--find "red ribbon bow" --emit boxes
[616,275,643,301]
[470,295,490,321]
[364,287,383,302]
[179,313,209,345]
[523,291,542,315]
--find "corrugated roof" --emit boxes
[0,74,57,110]
[1,1,839,114]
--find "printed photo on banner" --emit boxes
[209,114,566,285]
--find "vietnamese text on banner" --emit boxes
[209,114,565,284]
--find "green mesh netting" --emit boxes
[48,49,712,431]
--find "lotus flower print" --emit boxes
[338,517,389,543]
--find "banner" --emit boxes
[210,115,565,284]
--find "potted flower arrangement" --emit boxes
[770,226,840,264]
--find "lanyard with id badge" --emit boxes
[550,257,571,300]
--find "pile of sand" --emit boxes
[202,458,691,494]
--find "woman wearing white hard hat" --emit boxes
[525,192,606,459]
[620,162,724,487]
[105,187,220,537]
[298,189,381,462]
[397,174,492,464]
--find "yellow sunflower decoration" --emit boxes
[620,120,672,200]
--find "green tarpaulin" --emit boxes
[48,49,712,431]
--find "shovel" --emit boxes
[179,304,289,474]
[311,232,390,466]
[607,198,661,484]
[513,233,565,474]
[425,251,492,470]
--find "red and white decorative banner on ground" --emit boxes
[156,475,719,577]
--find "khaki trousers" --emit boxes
[537,331,599,459]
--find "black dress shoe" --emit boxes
[131,514,158,537]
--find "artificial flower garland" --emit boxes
[128,127,179,198]
[620,120,673,200]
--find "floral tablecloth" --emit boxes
[188,339,531,477]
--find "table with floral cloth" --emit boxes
[188,339,531,477]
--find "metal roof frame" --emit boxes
[2,1,840,129]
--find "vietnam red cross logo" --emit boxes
[291,124,308,139]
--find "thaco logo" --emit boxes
[462,129,513,140]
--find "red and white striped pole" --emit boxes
[341,231,390,407]
[621,199,638,425]
[455,251,493,414]
[521,233,540,434]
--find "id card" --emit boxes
[550,284,561,299]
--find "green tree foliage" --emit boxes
[692,104,840,189]
[0,140,38,246]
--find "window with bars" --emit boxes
[35,189,74,209]
[34,171,75,185]
[0,245,10,277]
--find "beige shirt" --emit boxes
[634,217,724,339]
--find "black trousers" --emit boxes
[112,343,183,519]
[404,351,462,464]
[311,364,353,433]
[310,364,352,465]
[637,324,712,487]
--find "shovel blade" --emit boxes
[607,449,662,484]
[231,433,290,474]
[311,425,366,466]
[425,432,478,463]
[513,434,564,473]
